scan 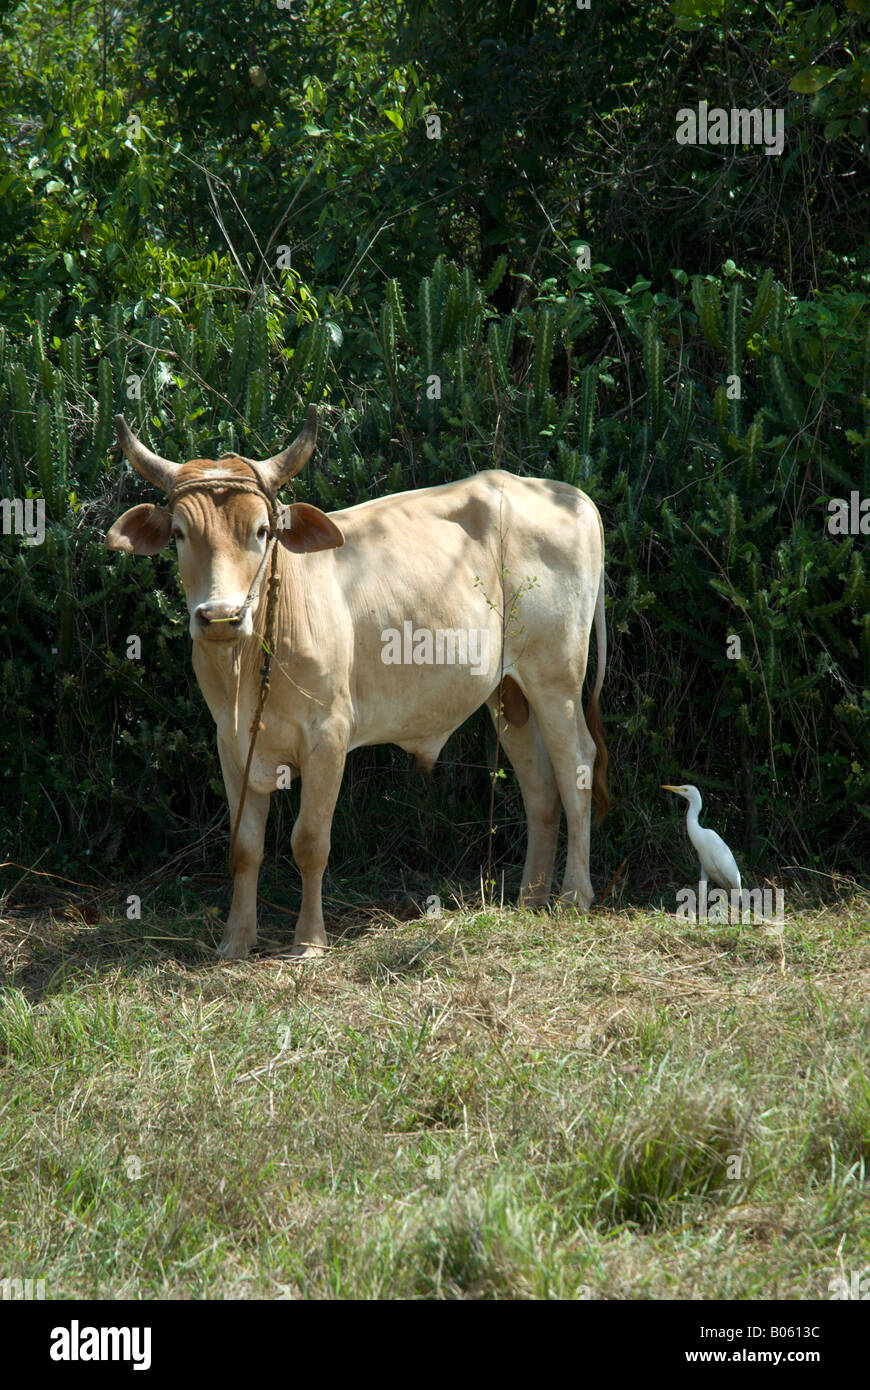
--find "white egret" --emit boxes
[661,784,742,908]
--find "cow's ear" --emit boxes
[106,504,173,555]
[277,503,344,554]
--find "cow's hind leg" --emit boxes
[487,694,561,908]
[523,693,597,910]
[217,737,270,959]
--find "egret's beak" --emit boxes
[661,784,681,792]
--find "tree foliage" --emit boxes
[1,0,868,891]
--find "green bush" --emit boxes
[1,259,867,893]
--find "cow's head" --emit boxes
[106,407,344,644]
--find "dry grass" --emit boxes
[0,897,868,1299]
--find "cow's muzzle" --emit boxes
[194,601,246,641]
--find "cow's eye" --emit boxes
[171,527,184,542]
[256,524,269,540]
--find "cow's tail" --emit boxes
[586,539,609,821]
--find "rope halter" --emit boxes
[166,457,286,874]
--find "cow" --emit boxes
[106,407,608,959]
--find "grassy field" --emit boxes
[1,895,868,1299]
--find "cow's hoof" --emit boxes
[519,892,550,911]
[555,891,594,913]
[290,943,327,961]
[217,936,254,960]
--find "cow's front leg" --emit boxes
[291,736,347,957]
[217,736,270,960]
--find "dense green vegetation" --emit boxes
[1,0,868,901]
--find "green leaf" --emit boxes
[789,67,835,94]
[669,0,724,30]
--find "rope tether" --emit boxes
[168,459,284,875]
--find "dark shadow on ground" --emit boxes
[0,887,432,1003]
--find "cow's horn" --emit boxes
[245,405,318,488]
[114,416,180,494]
